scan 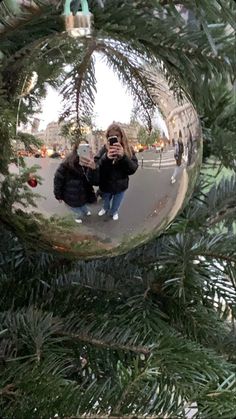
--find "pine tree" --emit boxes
[0,1,236,418]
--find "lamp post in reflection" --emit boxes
[158,147,163,171]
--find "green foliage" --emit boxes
[0,1,236,417]
[0,171,236,417]
[0,0,235,174]
[0,166,42,213]
[0,75,16,175]
[197,79,236,168]
[16,131,43,151]
[59,39,97,136]
[137,127,160,146]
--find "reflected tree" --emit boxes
[137,126,160,147]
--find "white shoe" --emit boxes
[171,177,176,184]
[86,211,91,216]
[98,208,106,216]
[75,218,82,223]
[112,213,119,221]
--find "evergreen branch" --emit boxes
[59,39,97,130]
[0,383,16,397]
[59,331,151,356]
[97,42,156,130]
[198,252,236,263]
[0,2,236,417]
[74,39,97,125]
[112,370,147,414]
[0,1,62,38]
[0,4,41,37]
[207,208,236,227]
[62,416,161,419]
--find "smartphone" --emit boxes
[77,144,90,159]
[108,136,118,146]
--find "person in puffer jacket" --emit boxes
[53,144,96,224]
[170,131,184,184]
[81,123,138,221]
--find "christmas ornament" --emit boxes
[27,175,38,188]
[63,0,93,38]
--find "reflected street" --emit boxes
[10,148,186,245]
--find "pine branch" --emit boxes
[207,208,236,227]
[97,41,156,129]
[62,416,161,419]
[0,2,236,417]
[201,252,236,263]
[59,39,97,131]
[0,1,62,37]
[74,39,97,126]
[59,331,151,356]
[0,383,16,397]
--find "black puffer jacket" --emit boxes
[54,162,95,208]
[93,146,138,194]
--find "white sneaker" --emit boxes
[86,211,91,216]
[112,213,119,221]
[171,177,176,184]
[98,208,106,216]
[75,218,82,223]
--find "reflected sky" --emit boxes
[35,53,167,133]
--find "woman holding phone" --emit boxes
[53,143,96,223]
[82,123,138,221]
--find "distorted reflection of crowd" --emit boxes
[54,123,138,223]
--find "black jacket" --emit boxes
[93,146,138,194]
[54,162,96,208]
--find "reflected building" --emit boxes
[148,69,200,166]
[111,121,140,149]
[31,117,40,133]
[90,130,106,154]
[35,130,46,143]
[166,103,198,143]
[150,71,199,145]
[45,122,66,149]
[24,120,68,150]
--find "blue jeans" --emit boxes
[70,204,89,219]
[103,191,125,215]
[172,165,182,179]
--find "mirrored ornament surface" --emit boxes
[8,66,202,258]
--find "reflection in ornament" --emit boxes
[8,59,202,259]
[16,71,38,174]
[27,175,38,188]
[19,71,38,98]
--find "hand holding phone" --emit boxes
[114,142,124,157]
[80,156,96,170]
[77,144,91,160]
[107,136,120,160]
[107,146,118,160]
[108,136,118,146]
